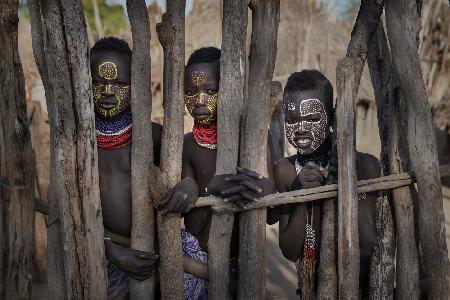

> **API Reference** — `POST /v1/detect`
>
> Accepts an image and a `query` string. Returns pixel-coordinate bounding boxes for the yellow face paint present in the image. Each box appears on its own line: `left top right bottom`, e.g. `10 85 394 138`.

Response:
98 61 118 80
184 92 218 125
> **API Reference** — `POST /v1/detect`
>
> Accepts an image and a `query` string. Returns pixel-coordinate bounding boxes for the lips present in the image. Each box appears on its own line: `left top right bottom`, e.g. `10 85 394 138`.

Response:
192 107 211 120
294 137 312 148
97 97 118 110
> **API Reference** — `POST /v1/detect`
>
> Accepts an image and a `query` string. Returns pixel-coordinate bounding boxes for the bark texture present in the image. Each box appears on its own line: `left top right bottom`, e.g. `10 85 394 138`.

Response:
238 1 279 299
126 0 156 298
368 22 419 300
0 2 35 299
336 58 359 299
269 81 284 163
155 1 186 298
207 1 248 298
317 199 337 300
29 1 107 298
386 0 450 297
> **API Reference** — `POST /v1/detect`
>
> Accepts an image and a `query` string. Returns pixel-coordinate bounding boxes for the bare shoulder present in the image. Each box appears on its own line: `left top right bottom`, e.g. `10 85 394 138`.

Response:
356 152 381 180
274 155 296 192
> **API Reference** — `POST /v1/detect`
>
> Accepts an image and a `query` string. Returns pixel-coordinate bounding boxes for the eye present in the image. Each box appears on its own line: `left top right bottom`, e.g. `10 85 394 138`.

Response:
207 89 218 94
185 90 197 96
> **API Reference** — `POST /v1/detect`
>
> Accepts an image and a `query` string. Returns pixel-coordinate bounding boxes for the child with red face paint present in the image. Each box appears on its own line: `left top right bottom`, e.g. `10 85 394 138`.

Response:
157 47 276 298
274 70 379 298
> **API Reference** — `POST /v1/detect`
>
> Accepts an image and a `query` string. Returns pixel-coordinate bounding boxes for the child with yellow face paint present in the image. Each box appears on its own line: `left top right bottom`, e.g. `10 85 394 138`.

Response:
90 37 163 298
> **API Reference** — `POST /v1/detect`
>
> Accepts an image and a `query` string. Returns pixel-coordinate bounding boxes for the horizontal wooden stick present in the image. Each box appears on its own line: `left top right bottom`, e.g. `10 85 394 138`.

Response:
195 163 450 213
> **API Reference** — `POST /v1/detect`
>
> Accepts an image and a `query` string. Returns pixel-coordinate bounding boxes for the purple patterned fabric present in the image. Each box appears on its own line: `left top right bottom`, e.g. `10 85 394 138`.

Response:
182 229 209 300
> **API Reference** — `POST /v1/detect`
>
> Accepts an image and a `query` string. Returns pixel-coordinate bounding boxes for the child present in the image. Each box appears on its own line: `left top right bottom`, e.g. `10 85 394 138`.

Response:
90 37 162 299
274 70 379 298
157 47 275 297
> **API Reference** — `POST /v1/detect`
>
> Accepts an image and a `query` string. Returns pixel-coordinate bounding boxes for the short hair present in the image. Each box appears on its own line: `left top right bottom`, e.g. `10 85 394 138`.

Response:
90 37 132 59
187 47 221 66
284 70 333 112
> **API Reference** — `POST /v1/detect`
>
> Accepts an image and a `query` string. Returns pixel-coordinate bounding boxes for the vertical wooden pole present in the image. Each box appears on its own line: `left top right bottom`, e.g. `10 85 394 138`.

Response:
30 0 107 298
126 1 155 299
207 1 248 299
386 0 450 298
269 81 284 162
28 2 67 298
155 1 186 298
0 98 6 300
336 58 359 299
0 2 35 298
336 1 384 297
317 200 337 299
368 22 419 299
238 1 279 299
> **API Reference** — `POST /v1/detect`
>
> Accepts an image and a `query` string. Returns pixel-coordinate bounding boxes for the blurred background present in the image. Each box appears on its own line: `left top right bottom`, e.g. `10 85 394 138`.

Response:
16 0 449 298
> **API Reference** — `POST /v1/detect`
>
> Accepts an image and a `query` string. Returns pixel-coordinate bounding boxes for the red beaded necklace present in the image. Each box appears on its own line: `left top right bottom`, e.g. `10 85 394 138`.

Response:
192 123 217 149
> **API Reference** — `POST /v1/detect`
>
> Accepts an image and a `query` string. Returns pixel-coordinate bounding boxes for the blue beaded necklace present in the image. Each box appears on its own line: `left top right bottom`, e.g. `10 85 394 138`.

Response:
95 107 132 136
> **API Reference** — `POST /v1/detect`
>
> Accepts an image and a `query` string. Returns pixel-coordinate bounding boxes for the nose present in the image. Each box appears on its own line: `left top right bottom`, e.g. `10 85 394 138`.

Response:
293 122 310 137
195 92 209 106
102 84 114 96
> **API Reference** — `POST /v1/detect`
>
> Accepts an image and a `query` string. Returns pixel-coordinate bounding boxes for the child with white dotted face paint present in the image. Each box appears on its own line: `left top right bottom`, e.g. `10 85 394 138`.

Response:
274 70 380 298
284 89 331 156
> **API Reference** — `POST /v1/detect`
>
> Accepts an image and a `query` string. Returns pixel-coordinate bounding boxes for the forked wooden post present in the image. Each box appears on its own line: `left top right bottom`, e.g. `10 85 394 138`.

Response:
126 0 156 298
0 2 35 298
155 1 186 298
386 0 450 297
368 22 418 299
28 0 107 298
336 58 359 299
238 0 279 298
207 1 248 298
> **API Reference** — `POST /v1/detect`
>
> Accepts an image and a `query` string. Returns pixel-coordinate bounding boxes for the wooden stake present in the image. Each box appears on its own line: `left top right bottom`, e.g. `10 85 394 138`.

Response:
368 22 418 299
126 0 156 298
386 0 450 297
30 0 107 298
0 2 35 298
155 1 186 298
207 1 248 298
336 58 359 299
238 1 279 299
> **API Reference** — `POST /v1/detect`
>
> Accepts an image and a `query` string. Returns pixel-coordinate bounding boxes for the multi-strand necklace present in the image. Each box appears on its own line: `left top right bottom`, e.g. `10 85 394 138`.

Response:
96 108 132 150
192 123 217 150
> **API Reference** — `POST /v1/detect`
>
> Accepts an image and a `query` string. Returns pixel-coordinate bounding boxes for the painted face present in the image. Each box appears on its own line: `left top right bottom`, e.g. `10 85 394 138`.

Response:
284 93 329 155
91 52 131 118
184 63 220 125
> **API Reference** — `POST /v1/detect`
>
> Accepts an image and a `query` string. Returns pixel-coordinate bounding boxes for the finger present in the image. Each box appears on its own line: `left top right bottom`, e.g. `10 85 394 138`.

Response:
158 187 175 208
241 191 258 202
303 161 321 171
240 180 262 194
138 254 159 261
183 202 195 214
303 174 324 183
236 167 263 180
224 194 243 203
225 174 250 182
221 186 246 196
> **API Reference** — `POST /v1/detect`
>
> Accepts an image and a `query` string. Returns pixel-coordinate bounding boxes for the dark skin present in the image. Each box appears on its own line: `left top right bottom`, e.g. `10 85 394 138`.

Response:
158 62 276 259
91 50 162 280
274 88 379 293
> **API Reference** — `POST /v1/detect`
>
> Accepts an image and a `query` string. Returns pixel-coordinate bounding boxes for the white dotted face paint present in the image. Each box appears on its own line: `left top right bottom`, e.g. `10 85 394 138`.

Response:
284 98 328 154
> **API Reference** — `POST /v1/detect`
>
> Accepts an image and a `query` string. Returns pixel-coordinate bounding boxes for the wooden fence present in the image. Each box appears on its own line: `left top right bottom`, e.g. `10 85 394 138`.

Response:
0 0 450 299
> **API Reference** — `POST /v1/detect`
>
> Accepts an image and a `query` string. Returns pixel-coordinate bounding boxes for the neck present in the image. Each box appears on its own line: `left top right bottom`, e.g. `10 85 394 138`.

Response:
192 122 217 149
96 108 132 150
297 135 332 168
